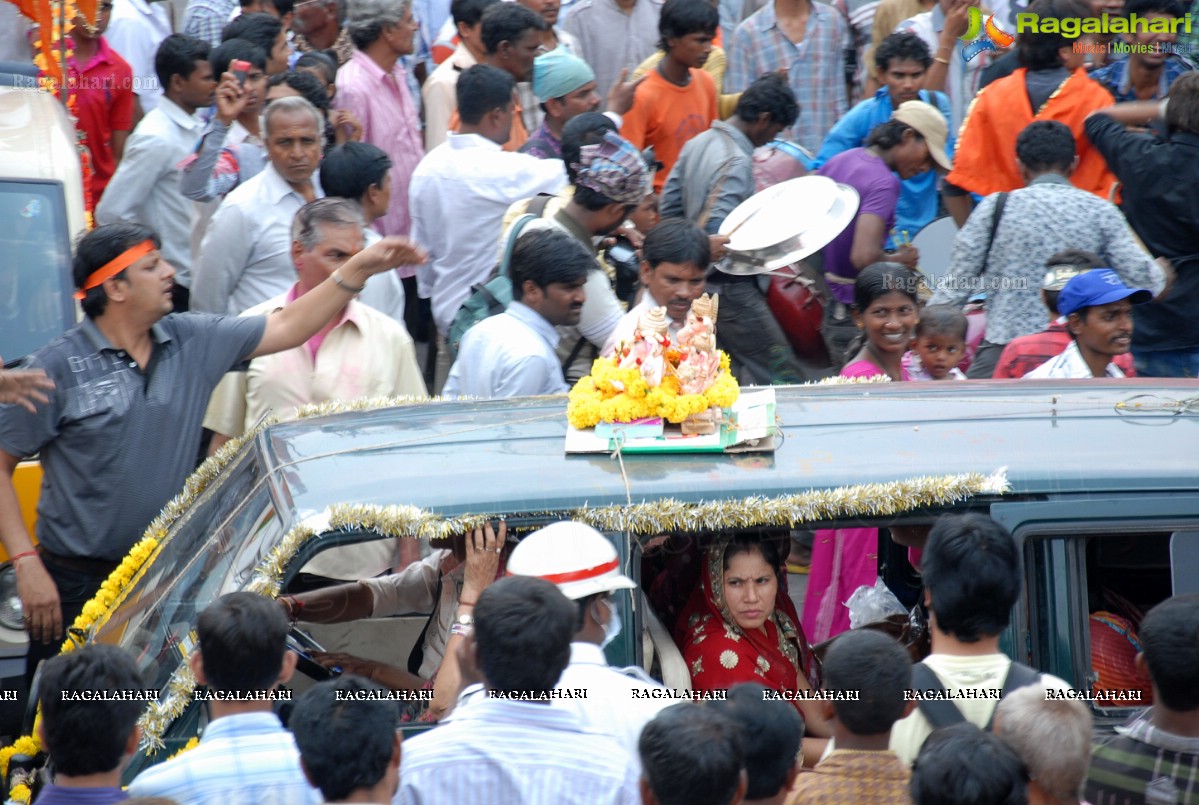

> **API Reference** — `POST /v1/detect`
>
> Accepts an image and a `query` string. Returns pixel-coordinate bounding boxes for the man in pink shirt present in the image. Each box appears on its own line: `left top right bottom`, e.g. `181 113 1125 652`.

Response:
337 0 423 248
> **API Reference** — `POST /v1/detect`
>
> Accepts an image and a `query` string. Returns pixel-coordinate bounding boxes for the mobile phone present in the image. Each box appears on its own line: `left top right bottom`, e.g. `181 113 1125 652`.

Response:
230 59 251 87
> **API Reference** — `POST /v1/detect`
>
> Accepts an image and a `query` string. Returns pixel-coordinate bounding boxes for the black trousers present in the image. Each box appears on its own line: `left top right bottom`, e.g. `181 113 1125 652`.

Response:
25 556 115 686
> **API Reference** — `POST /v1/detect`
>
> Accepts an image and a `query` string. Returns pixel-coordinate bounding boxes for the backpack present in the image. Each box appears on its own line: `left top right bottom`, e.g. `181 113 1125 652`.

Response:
910 659 1042 731
447 194 554 360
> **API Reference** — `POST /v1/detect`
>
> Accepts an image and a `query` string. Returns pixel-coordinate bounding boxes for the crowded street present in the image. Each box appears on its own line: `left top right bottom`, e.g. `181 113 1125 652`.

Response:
0 0 1198 800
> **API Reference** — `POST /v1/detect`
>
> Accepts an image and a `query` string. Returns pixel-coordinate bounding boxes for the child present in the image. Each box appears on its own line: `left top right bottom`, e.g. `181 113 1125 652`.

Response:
788 631 916 801
803 263 921 643
904 304 968 380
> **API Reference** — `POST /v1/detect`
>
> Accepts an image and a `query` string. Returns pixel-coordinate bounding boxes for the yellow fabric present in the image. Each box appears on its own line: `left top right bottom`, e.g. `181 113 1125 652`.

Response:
634 48 740 120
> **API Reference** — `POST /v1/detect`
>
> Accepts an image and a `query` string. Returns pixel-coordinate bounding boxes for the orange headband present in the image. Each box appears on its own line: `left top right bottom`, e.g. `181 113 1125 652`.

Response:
73 240 155 300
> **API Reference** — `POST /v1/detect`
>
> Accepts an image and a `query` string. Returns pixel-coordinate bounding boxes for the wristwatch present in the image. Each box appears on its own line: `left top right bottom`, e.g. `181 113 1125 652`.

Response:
450 612 475 638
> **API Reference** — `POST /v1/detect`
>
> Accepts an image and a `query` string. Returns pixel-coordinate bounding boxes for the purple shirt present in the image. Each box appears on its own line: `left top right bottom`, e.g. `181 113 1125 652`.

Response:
31 785 128 804
335 50 423 276
816 148 900 303
520 121 562 160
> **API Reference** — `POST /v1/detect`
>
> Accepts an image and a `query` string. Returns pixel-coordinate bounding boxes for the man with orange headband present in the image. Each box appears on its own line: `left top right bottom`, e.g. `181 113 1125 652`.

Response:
0 222 425 681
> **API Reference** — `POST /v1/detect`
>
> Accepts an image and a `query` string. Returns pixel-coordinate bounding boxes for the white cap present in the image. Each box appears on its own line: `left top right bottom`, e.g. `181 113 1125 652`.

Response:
506 522 637 600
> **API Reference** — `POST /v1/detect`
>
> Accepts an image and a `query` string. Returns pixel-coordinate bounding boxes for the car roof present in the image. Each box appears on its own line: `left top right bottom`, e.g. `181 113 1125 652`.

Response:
257 379 1199 523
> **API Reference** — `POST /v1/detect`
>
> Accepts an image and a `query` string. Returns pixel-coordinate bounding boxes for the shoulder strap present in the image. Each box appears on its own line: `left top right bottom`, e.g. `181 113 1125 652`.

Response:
983 661 1042 730
499 213 539 279
982 192 1009 272
910 662 967 730
528 192 554 218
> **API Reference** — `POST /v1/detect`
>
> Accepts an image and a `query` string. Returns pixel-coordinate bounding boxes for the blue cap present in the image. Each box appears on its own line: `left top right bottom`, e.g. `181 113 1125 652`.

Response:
1057 269 1151 316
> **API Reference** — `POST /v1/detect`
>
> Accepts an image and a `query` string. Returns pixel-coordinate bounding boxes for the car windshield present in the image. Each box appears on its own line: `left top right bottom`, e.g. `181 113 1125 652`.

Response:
0 180 73 364
90 448 284 693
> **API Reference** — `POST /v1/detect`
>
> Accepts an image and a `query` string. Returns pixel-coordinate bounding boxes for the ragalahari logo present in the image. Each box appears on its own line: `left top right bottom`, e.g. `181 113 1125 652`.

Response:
959 7 1016 61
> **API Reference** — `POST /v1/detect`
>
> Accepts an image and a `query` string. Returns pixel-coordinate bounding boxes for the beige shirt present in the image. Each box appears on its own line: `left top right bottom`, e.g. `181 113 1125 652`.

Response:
889 653 1072 766
203 291 426 438
360 549 462 680
422 43 476 152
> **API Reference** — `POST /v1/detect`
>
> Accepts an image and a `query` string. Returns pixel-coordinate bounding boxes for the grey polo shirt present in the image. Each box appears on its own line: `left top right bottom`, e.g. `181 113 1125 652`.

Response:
0 313 265 561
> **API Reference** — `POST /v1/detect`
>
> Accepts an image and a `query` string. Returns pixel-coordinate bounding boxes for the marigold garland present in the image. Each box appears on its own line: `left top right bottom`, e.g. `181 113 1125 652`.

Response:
567 353 740 428
1 391 1009 801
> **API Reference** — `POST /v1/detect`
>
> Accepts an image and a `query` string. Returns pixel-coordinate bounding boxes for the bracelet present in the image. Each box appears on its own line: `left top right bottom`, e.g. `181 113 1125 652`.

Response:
9 550 37 565
283 595 304 623
331 270 365 293
450 623 474 638
934 55 950 65
459 598 477 608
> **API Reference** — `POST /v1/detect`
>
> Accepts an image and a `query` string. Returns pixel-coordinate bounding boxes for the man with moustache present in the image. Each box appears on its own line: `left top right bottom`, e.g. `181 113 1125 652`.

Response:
193 96 327 315
603 218 710 355
1025 270 1152 378
443 228 592 398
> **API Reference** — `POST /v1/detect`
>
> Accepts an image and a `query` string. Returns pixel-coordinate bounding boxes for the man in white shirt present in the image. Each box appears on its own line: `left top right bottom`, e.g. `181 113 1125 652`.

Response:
410 63 567 387
890 514 1072 766
1026 269 1152 379
506 521 674 772
106 0 173 113
443 227 591 398
96 34 215 310
193 96 326 315
204 198 425 455
603 217 709 357
397 576 640 804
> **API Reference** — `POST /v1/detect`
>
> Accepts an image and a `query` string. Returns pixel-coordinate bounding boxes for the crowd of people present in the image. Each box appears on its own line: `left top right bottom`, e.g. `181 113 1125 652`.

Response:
1 0 1199 799
19 517 1199 805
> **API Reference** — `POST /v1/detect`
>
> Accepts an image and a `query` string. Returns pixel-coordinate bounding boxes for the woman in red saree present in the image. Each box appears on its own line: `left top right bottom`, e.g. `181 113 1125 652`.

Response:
676 534 830 739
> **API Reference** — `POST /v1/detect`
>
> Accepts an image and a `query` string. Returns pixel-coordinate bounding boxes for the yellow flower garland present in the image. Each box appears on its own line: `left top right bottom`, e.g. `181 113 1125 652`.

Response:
567 353 740 428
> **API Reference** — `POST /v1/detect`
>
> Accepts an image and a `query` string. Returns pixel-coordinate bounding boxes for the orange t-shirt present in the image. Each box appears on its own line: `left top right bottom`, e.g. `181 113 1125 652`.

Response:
947 68 1117 199
620 68 718 193
447 99 528 152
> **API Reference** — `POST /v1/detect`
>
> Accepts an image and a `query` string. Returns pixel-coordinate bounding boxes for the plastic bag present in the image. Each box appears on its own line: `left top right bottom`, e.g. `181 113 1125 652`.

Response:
846 577 907 629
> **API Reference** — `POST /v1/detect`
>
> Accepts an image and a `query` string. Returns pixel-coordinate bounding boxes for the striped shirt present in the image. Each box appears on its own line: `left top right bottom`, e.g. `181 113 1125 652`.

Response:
396 697 641 804
1086 715 1199 805
128 712 321 805
1089 55 1194 102
725 0 849 153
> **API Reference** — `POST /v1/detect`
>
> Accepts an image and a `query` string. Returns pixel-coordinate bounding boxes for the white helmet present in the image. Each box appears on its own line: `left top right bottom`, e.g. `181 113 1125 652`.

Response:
506 521 637 600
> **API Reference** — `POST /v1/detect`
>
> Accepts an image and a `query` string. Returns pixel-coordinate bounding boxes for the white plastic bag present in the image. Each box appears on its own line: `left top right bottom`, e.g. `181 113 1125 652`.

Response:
846 578 906 629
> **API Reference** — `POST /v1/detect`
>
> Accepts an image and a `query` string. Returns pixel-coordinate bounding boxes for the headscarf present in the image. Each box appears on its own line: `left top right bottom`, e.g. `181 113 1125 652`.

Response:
533 49 596 102
676 537 818 703
570 130 650 205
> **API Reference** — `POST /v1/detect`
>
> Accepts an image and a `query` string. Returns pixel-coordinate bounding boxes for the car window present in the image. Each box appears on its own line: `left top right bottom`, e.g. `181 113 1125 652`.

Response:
91 452 282 693
1025 529 1191 715
0 180 73 363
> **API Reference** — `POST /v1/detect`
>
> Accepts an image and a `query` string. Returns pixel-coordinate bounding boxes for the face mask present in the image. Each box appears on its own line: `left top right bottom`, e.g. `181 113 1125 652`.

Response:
598 596 622 650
